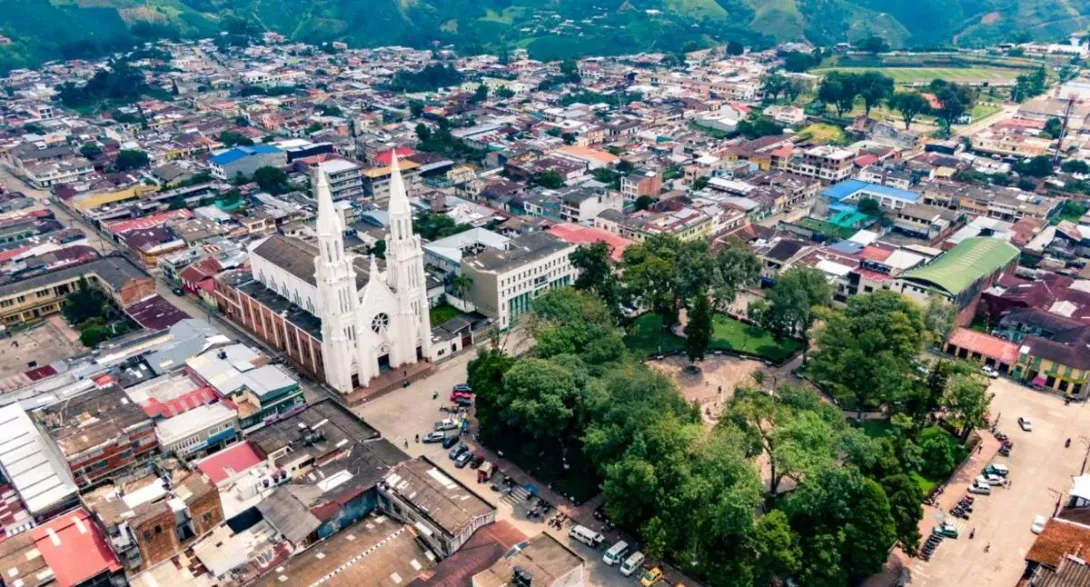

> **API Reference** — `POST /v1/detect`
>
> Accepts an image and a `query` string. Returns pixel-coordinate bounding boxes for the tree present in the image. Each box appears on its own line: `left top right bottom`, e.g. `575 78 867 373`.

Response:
80 325 111 347
857 196 882 216
888 92 929 130
219 130 253 147
499 359 579 440
1062 159 1090 174
856 71 894 117
450 273 473 299
570 241 625 323
923 294 957 345
414 211 471 240
253 166 290 194
860 35 890 53
415 122 432 142
881 474 923 555
932 82 976 133
561 132 577 145
409 100 425 118
370 240 386 259
1014 155 1055 178
536 170 564 189
709 240 761 313
1044 116 1064 139
808 291 926 410
634 195 656 211
495 86 516 99
684 294 712 364
79 142 102 160
726 41 745 56
471 83 489 104
751 510 802 584
528 288 625 365
763 72 789 102
941 372 992 439
818 72 857 118
623 241 681 332
748 266 831 362
113 149 149 171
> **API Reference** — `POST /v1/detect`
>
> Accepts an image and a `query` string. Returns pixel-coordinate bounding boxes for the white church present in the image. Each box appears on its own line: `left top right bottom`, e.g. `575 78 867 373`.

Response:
310 153 433 393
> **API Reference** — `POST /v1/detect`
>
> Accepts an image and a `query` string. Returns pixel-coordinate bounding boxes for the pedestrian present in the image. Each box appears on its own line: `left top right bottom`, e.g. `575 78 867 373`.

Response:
403 439 408 448
415 434 419 443
970 528 975 539
978 444 983 453
432 391 438 400
985 543 990 553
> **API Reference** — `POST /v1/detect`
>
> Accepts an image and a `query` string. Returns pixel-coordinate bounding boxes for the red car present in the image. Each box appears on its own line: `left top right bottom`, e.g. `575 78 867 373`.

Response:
450 391 473 401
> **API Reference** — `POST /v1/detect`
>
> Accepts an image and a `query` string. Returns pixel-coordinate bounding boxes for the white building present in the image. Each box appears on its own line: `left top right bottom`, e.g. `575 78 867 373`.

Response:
315 153 433 393
461 232 578 329
155 403 239 460
319 159 364 201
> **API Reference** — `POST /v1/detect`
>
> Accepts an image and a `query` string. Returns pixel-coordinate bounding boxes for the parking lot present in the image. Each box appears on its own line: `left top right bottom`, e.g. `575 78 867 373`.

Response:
899 377 1087 586
354 351 660 587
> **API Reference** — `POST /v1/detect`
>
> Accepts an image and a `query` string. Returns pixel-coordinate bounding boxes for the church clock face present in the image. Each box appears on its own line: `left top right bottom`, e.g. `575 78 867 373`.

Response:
371 312 390 334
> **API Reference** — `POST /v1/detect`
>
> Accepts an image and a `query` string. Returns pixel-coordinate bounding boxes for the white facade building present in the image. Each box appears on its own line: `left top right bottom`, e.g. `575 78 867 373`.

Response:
315 153 432 393
155 403 239 460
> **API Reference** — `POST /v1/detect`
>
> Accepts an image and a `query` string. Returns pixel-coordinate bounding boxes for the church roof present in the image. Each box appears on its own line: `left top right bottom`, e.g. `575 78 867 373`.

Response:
252 235 381 290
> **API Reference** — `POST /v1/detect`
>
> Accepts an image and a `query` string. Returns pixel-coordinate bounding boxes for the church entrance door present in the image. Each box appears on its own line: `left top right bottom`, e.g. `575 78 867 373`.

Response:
378 353 391 373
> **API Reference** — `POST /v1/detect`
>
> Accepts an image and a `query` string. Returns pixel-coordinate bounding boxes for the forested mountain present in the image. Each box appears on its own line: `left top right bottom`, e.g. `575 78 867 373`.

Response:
0 0 1087 71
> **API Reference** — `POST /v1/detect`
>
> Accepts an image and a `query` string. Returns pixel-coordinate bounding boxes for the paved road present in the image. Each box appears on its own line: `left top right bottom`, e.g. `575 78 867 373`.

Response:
884 378 1088 587
0 165 118 254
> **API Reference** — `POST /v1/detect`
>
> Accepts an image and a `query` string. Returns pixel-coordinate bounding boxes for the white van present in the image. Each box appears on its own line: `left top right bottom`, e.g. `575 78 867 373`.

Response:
603 540 629 565
569 525 605 548
620 551 645 577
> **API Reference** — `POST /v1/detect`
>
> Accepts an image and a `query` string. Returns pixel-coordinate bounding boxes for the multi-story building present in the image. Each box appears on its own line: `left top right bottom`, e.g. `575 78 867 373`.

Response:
185 344 305 432
209 145 286 180
156 402 240 460
0 508 125 587
0 255 155 326
21 157 95 188
461 232 578 329
362 159 421 202
787 145 854 183
318 159 364 201
83 468 224 573
34 384 158 489
620 169 663 202
599 207 715 242
378 456 496 558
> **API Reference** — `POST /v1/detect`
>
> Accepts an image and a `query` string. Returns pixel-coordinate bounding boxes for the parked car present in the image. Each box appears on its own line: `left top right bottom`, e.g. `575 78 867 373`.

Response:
469 454 485 468
984 464 1009 477
933 523 959 538
450 390 473 401
453 397 473 408
968 482 992 495
640 567 664 587
454 451 473 468
422 431 446 444
977 473 1005 486
980 365 999 378
434 418 459 432
449 443 468 460
1032 515 1047 534
453 384 473 393
1018 417 1033 432
171 287 185 296
442 435 459 449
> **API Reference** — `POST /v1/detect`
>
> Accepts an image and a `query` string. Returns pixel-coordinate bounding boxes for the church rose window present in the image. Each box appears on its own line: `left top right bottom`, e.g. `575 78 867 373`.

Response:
371 312 390 333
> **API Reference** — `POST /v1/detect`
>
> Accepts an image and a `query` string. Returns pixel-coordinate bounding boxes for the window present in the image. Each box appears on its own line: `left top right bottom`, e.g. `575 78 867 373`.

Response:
143 530 152 541
154 525 162 535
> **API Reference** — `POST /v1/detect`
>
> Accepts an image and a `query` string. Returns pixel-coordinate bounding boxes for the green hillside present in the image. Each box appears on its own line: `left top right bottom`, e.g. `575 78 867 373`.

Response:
0 0 1088 71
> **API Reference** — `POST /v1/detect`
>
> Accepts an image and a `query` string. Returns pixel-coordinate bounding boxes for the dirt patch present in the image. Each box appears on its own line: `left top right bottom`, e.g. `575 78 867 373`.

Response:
649 354 764 425
981 11 1001 24
0 319 84 391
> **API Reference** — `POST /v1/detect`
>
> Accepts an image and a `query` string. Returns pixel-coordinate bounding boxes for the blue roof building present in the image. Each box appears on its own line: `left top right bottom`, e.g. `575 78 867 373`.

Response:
209 145 285 180
820 179 921 212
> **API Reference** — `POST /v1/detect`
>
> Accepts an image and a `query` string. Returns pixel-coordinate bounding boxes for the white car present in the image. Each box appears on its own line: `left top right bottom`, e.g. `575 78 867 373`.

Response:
978 473 1005 486
434 418 459 432
1032 515 1047 534
968 483 992 495
981 366 999 378
1018 417 1033 432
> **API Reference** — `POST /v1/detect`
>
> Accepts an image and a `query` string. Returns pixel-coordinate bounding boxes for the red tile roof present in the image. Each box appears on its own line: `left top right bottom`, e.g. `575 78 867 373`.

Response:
374 147 416 166
105 209 193 235
547 223 634 262
947 328 1021 365
141 386 219 419
1027 518 1090 568
196 441 264 484
31 508 122 587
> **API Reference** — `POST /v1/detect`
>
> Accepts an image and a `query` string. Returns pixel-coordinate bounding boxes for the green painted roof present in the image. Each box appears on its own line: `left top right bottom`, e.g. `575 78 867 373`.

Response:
901 237 1019 296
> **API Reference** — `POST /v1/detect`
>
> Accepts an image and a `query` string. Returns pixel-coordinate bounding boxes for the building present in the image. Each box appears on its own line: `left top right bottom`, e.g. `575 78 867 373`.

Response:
895 237 1020 321
0 404 80 525
33 384 158 489
423 228 511 276
620 169 663 202
819 179 922 215
471 533 586 587
787 146 854 183
0 508 124 587
0 255 154 326
83 468 224 573
185 344 305 432
209 145 285 180
998 308 1090 398
546 223 634 262
378 456 497 558
318 158 364 201
155 402 239 460
461 232 578 329
248 399 409 544
362 159 422 203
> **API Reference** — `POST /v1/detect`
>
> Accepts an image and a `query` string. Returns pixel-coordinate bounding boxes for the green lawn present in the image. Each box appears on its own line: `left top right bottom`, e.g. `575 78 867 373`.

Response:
814 67 1022 85
626 313 802 362
796 217 859 240
429 303 462 325
971 102 1003 121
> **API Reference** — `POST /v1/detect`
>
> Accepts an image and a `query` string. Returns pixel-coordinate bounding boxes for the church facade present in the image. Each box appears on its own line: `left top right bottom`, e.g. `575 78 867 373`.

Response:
314 153 433 393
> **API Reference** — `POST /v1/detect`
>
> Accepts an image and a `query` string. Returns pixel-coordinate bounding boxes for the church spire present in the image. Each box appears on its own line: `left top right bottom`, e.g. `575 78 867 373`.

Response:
315 165 342 236
387 150 413 244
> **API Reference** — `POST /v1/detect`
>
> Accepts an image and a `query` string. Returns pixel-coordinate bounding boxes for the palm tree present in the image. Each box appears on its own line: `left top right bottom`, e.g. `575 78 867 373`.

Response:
451 273 473 299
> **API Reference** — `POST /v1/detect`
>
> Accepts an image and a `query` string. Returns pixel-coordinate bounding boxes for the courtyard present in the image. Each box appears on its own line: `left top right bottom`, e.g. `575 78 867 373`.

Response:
0 317 84 391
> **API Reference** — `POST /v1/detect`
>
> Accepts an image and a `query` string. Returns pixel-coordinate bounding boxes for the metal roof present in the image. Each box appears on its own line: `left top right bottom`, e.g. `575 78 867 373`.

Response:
0 404 78 516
